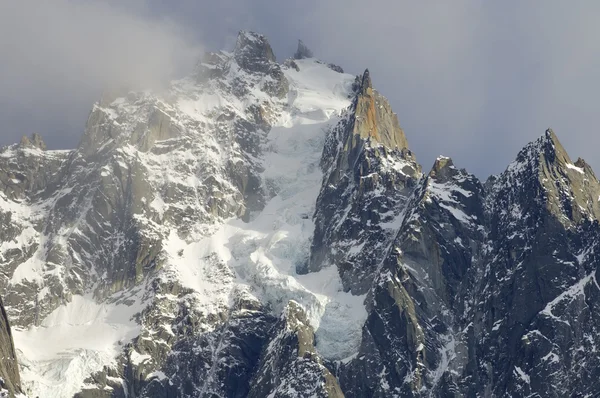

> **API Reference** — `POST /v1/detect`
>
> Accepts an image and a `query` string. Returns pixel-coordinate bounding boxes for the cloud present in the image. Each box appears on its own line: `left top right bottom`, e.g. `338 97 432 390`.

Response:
291 1 600 177
0 0 201 148
2 1 600 178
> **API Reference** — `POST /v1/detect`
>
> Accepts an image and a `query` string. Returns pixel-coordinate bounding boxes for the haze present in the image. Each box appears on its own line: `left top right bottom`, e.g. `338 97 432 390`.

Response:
1 0 598 178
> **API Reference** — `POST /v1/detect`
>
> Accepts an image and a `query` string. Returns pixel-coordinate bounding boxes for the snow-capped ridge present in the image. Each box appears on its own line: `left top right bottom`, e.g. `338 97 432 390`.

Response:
5 30 600 398
1 32 364 396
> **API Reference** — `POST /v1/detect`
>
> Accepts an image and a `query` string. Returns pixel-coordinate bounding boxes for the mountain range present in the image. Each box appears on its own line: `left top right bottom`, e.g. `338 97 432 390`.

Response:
0 31 599 397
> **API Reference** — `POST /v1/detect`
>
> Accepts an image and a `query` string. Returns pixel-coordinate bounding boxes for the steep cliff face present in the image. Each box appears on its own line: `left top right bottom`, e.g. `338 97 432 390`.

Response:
333 129 600 397
472 130 600 397
1 31 600 398
0 296 21 397
0 32 361 397
308 69 420 295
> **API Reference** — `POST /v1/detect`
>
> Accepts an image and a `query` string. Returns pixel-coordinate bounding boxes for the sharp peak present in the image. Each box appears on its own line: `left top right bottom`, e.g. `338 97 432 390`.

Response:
234 30 271 50
19 133 46 151
541 127 563 147
347 67 411 154
527 131 597 176
361 69 372 89
432 155 454 170
517 128 568 161
505 128 599 181
428 156 454 177
427 155 472 183
293 39 314 60
233 30 276 60
353 69 373 96
236 30 266 41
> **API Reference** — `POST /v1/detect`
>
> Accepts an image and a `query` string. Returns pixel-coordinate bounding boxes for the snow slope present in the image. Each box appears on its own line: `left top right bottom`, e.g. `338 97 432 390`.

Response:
160 58 367 360
12 58 367 395
14 291 145 397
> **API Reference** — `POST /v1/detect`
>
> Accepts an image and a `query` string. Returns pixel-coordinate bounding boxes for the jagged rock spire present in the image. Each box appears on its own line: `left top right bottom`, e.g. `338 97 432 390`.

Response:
351 69 409 151
359 68 372 94
234 31 277 71
429 156 455 181
497 128 600 227
19 133 46 150
0 296 22 396
293 40 314 60
232 31 289 98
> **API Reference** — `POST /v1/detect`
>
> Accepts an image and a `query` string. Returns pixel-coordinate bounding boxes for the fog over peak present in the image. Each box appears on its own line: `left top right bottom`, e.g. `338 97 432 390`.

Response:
0 0 201 149
1 1 599 178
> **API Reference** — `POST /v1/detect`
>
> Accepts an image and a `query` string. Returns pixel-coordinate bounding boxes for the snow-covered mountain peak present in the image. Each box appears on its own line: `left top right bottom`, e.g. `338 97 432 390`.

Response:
3 31 600 398
0 33 365 396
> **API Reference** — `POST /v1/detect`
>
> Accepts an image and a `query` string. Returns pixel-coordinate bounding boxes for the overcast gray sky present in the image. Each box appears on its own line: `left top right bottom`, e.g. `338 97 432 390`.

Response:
1 1 599 178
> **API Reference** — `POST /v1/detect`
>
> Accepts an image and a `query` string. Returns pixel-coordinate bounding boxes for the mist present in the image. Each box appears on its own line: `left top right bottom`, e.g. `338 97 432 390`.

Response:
2 1 600 178
0 0 201 149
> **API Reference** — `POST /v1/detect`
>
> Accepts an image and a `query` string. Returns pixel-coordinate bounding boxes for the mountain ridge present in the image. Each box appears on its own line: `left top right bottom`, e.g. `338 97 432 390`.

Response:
0 31 599 397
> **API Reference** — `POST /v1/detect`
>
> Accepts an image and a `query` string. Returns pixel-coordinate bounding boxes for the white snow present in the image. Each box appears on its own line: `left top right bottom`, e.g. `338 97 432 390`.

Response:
146 370 168 381
492 319 503 331
429 332 457 395
10 57 367 396
541 271 600 320
14 292 145 397
438 202 474 225
541 351 560 364
130 350 152 366
155 59 366 360
425 179 477 225
513 366 530 384
566 163 584 174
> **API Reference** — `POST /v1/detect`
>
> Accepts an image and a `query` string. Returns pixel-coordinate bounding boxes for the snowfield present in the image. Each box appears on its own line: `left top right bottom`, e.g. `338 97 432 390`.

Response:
10 58 368 396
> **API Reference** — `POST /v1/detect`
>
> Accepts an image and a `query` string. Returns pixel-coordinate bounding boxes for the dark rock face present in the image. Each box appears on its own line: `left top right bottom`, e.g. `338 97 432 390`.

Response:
233 31 289 99
0 296 21 397
136 306 276 398
467 130 600 397
234 31 277 70
327 64 344 73
308 69 420 294
293 40 314 60
248 301 344 398
332 129 600 397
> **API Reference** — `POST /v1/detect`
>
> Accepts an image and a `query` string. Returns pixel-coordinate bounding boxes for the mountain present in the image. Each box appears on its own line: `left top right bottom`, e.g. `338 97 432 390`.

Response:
0 32 599 397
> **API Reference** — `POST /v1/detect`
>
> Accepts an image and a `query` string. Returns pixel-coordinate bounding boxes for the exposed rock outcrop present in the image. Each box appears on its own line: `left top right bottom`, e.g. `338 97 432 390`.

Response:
0 296 21 397
249 301 344 398
293 40 314 60
2 31 600 398
308 69 420 294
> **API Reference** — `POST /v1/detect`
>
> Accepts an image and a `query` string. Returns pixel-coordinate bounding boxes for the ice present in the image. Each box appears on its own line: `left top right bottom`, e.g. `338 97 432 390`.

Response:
10 56 367 396
156 59 366 360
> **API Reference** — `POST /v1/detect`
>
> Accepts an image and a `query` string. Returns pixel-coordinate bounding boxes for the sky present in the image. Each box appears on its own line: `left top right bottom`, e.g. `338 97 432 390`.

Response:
1 1 599 178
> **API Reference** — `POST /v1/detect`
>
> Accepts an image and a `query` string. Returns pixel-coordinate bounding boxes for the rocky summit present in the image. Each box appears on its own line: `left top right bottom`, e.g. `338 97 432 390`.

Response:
0 31 599 398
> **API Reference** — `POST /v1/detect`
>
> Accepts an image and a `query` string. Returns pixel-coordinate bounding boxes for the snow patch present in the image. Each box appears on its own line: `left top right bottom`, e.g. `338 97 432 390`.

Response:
14 293 144 397
566 163 584 174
